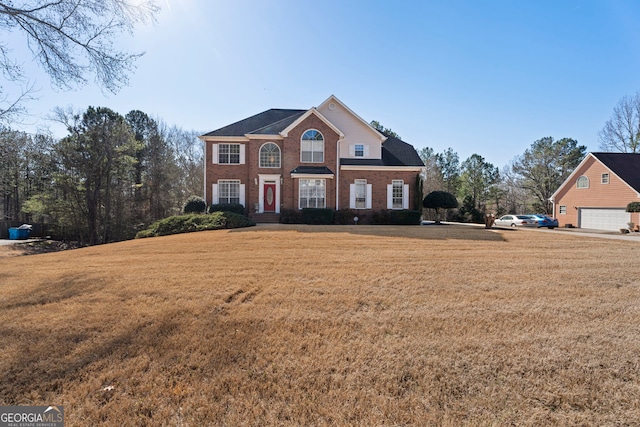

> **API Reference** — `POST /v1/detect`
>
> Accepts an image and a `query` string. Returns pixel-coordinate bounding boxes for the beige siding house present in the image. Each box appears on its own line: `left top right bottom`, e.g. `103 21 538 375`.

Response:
550 153 640 231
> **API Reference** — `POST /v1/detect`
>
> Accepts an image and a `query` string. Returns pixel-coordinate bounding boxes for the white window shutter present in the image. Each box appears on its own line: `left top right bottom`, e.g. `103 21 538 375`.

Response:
212 144 218 164
239 145 246 164
403 184 409 209
212 184 219 204
387 184 393 209
349 144 355 157
239 184 246 206
366 184 372 209
349 184 356 208
364 145 370 157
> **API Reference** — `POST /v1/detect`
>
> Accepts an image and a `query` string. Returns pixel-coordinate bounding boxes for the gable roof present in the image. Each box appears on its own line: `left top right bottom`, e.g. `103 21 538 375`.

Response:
551 152 640 201
341 133 425 167
591 153 640 193
202 109 305 137
317 95 386 142
280 108 344 138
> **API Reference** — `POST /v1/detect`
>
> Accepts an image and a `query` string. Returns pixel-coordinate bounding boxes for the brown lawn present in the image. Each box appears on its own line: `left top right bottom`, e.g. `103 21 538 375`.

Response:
1 225 639 426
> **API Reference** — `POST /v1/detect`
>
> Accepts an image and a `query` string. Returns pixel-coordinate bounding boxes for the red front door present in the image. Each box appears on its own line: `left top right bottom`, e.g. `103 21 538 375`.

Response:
264 183 276 212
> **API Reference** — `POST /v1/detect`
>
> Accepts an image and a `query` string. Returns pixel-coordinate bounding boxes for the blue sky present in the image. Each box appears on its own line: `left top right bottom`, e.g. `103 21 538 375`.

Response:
9 0 640 168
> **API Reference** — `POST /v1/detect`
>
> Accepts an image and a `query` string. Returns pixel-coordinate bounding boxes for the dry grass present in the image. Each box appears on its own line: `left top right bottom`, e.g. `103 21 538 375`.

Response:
1 224 639 426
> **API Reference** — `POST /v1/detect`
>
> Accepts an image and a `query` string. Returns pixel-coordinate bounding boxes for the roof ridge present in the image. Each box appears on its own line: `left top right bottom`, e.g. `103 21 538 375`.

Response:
248 109 306 134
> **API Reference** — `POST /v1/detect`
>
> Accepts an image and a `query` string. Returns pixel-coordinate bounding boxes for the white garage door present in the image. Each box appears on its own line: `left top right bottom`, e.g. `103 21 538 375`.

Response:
579 208 630 231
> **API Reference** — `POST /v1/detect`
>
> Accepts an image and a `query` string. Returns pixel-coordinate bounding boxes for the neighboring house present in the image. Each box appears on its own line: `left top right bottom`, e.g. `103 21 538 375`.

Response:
550 152 640 231
199 95 425 221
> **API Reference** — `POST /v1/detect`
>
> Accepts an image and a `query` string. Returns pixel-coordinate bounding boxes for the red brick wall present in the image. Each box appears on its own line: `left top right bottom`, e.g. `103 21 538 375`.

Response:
281 114 340 210
204 113 342 211
339 170 420 211
204 140 250 207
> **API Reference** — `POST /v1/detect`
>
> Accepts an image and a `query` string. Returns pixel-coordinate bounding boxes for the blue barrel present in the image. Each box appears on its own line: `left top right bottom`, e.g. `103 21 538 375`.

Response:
8 228 19 240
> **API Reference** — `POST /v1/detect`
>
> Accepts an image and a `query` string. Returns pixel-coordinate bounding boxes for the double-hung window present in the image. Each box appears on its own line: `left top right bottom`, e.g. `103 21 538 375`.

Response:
354 144 364 157
218 180 240 204
218 144 240 164
601 173 609 184
387 180 408 209
301 130 324 163
392 180 404 209
355 179 367 208
299 179 326 209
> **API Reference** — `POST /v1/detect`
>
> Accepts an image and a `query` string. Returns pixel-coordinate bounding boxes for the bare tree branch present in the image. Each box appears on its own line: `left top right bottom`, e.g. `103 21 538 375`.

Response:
0 0 159 122
599 92 640 153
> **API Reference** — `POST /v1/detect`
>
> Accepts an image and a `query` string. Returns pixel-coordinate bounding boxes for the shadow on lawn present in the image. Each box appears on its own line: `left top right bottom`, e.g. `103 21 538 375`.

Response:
233 223 506 242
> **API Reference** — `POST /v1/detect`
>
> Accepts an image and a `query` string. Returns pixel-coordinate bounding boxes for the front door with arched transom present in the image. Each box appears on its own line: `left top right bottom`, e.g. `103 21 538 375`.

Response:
264 182 276 212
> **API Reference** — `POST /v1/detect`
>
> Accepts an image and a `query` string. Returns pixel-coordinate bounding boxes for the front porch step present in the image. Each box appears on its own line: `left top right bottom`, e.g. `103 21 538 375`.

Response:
249 213 281 224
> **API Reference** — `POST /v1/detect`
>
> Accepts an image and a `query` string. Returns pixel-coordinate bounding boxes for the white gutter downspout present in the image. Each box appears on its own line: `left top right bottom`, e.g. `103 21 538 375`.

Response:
336 139 342 210
202 138 207 203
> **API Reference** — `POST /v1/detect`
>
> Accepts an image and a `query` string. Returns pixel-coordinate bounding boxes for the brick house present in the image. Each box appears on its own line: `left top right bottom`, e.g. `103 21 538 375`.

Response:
199 95 425 222
550 152 640 230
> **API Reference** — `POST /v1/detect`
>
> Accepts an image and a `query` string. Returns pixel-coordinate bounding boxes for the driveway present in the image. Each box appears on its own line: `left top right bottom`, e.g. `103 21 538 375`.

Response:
427 221 640 242
0 239 39 246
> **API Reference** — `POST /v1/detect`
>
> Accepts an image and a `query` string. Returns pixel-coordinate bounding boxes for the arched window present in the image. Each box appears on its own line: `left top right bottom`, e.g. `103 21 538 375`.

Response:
577 176 589 189
259 142 281 168
301 129 324 162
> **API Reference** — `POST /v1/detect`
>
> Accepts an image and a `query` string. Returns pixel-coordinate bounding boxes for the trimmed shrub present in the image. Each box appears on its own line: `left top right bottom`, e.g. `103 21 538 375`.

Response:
280 209 303 224
334 209 371 225
371 209 390 225
389 209 422 225
135 229 155 239
209 203 246 215
302 208 334 225
334 209 357 225
627 202 640 212
183 196 207 214
135 212 255 238
423 191 458 224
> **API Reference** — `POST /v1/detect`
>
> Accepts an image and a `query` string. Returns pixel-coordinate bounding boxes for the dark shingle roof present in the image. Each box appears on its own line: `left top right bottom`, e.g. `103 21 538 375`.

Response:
592 153 640 192
291 166 334 175
340 133 425 167
203 109 305 137
203 109 424 168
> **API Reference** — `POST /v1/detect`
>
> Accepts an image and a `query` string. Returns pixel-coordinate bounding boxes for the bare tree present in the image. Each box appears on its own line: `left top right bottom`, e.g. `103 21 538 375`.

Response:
599 91 640 153
0 0 159 121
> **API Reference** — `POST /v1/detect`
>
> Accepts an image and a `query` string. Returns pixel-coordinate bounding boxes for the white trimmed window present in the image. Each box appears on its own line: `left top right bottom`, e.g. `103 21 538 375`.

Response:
299 179 326 209
577 176 589 189
259 142 281 168
213 180 245 206
350 179 372 209
387 180 409 210
559 205 567 214
601 173 609 184
212 143 245 165
301 130 324 163
349 143 369 157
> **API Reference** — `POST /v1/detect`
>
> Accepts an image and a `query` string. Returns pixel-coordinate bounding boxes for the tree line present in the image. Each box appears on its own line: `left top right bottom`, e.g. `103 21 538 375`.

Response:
1 107 203 244
417 137 587 221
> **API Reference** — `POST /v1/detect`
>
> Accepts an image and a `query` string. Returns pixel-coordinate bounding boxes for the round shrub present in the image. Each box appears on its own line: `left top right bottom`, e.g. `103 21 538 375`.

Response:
183 196 207 214
627 202 640 212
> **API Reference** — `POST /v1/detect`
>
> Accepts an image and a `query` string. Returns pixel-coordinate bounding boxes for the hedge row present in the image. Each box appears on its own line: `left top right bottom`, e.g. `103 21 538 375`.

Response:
280 208 421 225
136 212 255 238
